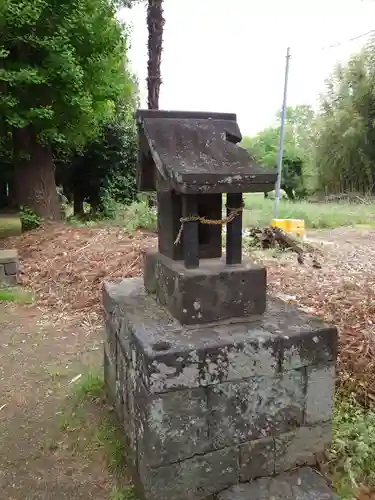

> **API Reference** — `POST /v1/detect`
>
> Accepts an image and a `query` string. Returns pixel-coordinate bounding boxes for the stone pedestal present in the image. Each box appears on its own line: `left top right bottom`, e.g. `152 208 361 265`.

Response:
0 249 18 287
144 250 267 325
103 278 337 500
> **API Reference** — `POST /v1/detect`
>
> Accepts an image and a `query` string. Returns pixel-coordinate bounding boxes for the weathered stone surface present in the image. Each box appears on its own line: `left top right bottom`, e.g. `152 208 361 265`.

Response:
239 435 275 481
208 370 305 447
103 279 336 394
103 278 337 500
4 261 17 275
262 301 337 370
274 423 332 473
138 446 239 500
305 365 336 425
136 109 277 195
103 314 117 366
136 384 210 467
115 343 127 425
126 362 138 466
0 249 19 286
218 467 338 500
199 326 280 386
0 268 17 286
0 249 17 264
103 346 116 403
144 250 267 325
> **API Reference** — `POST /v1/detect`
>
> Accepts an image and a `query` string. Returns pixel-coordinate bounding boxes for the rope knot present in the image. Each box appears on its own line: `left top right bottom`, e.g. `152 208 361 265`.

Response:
174 200 244 245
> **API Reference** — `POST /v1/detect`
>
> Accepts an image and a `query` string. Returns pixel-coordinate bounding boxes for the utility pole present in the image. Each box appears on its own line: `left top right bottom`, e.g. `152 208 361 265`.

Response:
274 47 291 218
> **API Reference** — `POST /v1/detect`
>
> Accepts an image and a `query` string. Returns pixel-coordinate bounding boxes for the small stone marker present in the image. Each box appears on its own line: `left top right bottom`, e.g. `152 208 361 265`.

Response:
103 110 338 500
0 249 19 286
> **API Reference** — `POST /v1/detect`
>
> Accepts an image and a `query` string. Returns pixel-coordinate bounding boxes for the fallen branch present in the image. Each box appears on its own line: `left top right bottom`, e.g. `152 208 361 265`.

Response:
247 226 322 268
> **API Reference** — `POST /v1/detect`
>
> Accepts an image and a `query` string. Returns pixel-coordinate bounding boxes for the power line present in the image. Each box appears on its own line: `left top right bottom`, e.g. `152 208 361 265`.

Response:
319 28 375 52
292 28 375 61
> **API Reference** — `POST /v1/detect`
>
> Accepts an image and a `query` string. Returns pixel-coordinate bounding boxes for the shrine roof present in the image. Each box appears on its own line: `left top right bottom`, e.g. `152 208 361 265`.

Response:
136 109 277 194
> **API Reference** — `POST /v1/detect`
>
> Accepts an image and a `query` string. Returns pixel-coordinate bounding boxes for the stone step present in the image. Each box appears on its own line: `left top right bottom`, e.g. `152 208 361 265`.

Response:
218 468 338 500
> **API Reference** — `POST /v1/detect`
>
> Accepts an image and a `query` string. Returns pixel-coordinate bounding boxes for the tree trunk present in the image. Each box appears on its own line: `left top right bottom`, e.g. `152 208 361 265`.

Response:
73 194 85 217
0 178 7 209
12 127 61 220
7 178 17 209
147 0 164 110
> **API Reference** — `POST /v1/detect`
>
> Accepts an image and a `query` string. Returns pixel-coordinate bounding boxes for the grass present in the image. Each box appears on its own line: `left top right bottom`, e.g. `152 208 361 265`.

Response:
110 486 137 500
61 372 375 500
91 416 128 474
243 194 375 229
67 200 157 233
72 372 106 402
0 286 33 304
0 214 21 237
59 371 129 476
330 393 375 498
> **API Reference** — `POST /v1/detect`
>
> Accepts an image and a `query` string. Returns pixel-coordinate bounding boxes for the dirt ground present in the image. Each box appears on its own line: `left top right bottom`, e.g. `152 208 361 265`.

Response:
0 303 111 499
1 224 375 499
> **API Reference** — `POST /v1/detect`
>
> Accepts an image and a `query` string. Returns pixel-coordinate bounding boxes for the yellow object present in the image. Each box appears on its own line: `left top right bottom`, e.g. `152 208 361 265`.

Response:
271 218 305 239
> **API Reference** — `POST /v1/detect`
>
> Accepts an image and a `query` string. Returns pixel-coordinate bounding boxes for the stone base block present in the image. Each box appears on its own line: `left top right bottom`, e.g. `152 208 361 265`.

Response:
218 467 338 500
144 250 266 324
0 249 19 287
102 278 338 500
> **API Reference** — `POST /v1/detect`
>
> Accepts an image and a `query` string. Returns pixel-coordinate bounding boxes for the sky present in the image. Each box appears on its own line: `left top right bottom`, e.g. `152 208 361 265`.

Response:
120 0 375 136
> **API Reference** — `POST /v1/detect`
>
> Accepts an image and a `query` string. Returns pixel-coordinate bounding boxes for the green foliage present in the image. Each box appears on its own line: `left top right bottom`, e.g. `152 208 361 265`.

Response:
72 373 105 402
314 48 375 194
111 486 137 500
0 0 132 151
241 105 316 199
91 417 128 474
20 205 43 231
56 112 138 218
331 394 375 498
0 287 33 304
243 194 375 229
122 201 157 232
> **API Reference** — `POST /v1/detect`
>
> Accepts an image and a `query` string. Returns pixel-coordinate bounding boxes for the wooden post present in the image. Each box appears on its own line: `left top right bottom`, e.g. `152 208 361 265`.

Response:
182 194 199 269
226 193 243 265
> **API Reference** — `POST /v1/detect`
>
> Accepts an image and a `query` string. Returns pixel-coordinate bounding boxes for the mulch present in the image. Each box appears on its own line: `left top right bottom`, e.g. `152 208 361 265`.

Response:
4 223 375 402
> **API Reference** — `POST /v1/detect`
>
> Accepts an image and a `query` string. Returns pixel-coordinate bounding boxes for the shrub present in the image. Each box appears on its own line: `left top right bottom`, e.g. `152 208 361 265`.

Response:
122 201 157 232
20 206 43 231
331 394 375 498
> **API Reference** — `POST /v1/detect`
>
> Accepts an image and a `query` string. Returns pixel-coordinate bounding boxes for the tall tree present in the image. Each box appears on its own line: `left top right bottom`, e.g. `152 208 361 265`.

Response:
0 0 131 219
147 0 164 109
314 50 375 194
241 105 316 198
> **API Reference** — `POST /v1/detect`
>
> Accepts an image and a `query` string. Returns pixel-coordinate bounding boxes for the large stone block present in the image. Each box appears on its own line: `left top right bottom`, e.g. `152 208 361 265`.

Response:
0 249 18 286
4 260 18 275
262 301 337 370
104 345 116 403
144 250 266 325
104 280 284 394
218 467 338 500
274 423 332 473
115 342 128 426
102 278 338 500
208 370 305 448
126 362 138 466
136 384 210 467
304 365 336 425
239 435 275 481
138 446 239 500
